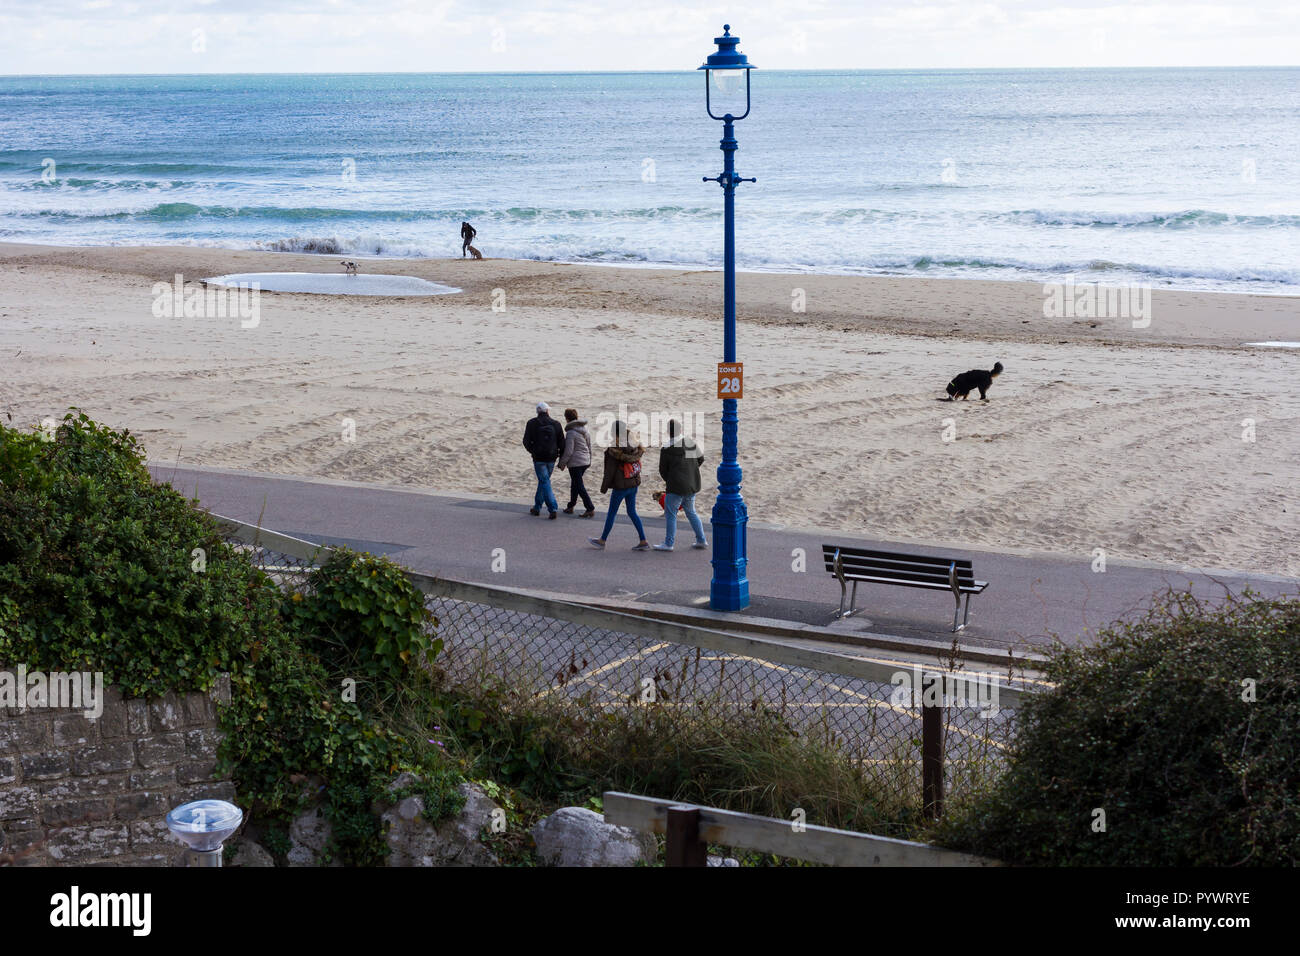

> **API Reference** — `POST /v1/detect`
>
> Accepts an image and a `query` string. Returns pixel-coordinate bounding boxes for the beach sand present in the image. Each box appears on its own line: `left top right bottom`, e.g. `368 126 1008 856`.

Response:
2 241 1298 577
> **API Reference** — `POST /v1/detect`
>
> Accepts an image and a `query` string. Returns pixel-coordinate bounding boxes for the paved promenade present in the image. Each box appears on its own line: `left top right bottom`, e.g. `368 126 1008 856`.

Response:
151 464 1297 653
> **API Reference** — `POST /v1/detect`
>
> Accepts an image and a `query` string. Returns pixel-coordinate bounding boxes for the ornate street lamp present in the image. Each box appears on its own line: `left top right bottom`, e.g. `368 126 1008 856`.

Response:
699 25 756 612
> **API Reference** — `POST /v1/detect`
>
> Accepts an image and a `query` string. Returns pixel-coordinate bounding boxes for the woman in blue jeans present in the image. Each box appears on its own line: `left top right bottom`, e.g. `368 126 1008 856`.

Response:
589 421 650 551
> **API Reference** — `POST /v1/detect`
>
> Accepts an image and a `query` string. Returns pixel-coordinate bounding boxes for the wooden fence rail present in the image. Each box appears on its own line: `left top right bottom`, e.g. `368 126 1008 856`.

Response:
602 792 1000 867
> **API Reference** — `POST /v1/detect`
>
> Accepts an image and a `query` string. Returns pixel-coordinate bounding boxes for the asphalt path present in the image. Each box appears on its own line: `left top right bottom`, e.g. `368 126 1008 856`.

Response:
151 464 1298 653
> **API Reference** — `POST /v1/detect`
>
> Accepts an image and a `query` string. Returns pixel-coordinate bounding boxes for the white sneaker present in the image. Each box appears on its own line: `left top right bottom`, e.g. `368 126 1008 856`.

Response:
692 541 709 549
653 544 674 552
588 537 605 549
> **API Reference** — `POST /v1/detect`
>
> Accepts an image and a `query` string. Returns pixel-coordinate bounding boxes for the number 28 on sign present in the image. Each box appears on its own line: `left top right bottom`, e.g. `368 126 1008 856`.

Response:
717 362 743 400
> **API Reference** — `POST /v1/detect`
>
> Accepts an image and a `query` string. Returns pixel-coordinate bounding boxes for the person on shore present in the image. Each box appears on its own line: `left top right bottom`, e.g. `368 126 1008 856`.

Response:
654 419 708 552
557 408 595 517
460 221 477 257
522 401 564 519
590 421 650 550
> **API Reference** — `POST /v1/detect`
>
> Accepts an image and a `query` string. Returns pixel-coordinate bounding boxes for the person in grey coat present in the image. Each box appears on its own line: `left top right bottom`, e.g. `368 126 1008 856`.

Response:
654 419 708 551
557 408 595 517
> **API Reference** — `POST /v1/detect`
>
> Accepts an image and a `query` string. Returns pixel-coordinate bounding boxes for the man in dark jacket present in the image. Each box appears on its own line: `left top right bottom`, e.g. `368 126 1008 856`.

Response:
523 402 565 518
654 419 708 551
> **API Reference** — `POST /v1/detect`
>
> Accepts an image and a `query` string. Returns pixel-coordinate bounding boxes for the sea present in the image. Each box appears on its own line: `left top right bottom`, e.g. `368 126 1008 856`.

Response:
1 68 1298 293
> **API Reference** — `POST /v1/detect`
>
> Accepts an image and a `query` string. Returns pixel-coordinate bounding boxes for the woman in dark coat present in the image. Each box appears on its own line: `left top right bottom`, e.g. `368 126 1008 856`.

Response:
589 421 650 551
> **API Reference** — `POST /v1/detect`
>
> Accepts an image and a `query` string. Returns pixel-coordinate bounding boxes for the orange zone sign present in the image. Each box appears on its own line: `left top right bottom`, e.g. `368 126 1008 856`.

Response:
717 362 743 399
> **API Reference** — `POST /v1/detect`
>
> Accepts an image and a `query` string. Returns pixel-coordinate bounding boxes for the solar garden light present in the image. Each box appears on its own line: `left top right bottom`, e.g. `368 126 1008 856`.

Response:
699 25 756 612
166 799 243 867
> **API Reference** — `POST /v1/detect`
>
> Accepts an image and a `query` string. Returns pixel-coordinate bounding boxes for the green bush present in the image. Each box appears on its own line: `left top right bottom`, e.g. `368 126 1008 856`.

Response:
935 590 1300 865
0 412 274 695
0 412 461 865
286 546 442 691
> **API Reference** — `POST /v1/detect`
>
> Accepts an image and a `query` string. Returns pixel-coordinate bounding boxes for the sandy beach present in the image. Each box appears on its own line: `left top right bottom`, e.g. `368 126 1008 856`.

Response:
2 241 1297 577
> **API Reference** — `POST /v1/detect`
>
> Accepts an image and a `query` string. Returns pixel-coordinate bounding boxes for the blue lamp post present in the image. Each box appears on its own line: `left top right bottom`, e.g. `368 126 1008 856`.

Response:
700 25 755 612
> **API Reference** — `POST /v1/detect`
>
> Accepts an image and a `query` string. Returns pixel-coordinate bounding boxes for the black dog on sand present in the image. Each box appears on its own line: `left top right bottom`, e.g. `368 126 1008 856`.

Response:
946 362 1004 401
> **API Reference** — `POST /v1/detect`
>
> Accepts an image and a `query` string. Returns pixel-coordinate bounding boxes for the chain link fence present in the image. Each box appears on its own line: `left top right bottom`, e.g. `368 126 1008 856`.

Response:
221 520 1026 821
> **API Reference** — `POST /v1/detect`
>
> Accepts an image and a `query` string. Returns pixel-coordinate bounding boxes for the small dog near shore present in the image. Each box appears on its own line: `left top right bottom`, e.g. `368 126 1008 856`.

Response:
341 261 358 276
945 362 1004 401
466 245 483 260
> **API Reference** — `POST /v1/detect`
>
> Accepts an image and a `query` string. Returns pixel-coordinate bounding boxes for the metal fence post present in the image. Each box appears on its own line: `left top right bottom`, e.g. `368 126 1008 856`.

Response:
921 672 945 820
666 805 708 867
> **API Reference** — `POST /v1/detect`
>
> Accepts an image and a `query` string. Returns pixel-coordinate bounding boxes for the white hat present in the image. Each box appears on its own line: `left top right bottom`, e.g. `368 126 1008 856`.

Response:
536 401 549 413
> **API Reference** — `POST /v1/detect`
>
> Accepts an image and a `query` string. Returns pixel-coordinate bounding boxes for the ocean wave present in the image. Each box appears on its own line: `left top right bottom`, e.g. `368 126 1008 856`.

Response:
816 207 1300 229
6 225 1296 290
255 235 444 257
6 196 1300 239
0 159 264 176
1002 208 1300 229
844 253 1300 285
5 177 206 191
0 202 719 224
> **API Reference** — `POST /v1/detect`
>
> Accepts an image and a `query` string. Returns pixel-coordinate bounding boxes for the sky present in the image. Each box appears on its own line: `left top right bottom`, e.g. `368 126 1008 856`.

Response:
1 0 1297 74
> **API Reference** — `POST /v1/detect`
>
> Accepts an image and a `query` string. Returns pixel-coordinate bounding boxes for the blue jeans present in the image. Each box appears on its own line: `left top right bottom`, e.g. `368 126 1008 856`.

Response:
601 487 646 541
533 461 558 513
663 493 706 548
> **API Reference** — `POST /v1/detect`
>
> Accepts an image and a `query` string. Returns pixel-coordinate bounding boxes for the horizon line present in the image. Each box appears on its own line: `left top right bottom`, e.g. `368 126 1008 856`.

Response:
3 64 1298 80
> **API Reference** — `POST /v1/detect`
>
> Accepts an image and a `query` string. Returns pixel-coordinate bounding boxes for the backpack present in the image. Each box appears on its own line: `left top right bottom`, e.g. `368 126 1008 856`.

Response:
534 418 561 459
622 459 641 480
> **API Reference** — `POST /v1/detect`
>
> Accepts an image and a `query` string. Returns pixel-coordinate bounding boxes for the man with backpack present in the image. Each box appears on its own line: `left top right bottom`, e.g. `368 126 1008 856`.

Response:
523 401 565 519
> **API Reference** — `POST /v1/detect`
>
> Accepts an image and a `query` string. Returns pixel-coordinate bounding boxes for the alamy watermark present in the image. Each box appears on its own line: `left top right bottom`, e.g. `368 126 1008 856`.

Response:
592 402 708 451
50 886 150 936
889 665 1000 718
151 274 260 328
0 666 104 719
1042 275 1152 328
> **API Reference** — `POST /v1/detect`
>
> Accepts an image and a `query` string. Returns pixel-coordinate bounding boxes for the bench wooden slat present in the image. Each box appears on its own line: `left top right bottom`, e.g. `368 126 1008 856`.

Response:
833 568 981 589
822 555 978 586
842 574 987 594
825 558 979 583
822 545 972 571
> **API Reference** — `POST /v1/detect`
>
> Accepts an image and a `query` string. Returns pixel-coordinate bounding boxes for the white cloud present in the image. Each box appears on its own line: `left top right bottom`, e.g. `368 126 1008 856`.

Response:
0 0 1296 73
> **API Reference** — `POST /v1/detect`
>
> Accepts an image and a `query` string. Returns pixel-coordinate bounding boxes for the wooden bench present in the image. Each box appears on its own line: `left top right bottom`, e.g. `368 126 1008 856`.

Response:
822 544 989 632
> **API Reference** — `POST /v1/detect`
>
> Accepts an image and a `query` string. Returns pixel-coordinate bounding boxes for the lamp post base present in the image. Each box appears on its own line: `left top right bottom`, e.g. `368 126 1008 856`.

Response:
709 494 749 612
709 577 750 613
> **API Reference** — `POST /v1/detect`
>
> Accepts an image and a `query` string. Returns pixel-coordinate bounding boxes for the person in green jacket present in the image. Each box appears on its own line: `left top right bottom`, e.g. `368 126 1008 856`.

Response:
653 419 708 552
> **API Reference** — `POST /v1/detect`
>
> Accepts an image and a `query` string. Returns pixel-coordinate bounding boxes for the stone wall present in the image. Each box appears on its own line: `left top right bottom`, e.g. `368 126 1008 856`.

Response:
0 672 234 866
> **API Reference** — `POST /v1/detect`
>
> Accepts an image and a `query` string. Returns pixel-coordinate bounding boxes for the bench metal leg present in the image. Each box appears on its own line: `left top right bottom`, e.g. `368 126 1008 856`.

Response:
948 561 963 632
952 593 971 632
836 580 860 620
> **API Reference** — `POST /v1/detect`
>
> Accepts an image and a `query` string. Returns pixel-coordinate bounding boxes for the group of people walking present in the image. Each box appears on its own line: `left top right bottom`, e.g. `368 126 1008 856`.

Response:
522 402 708 552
